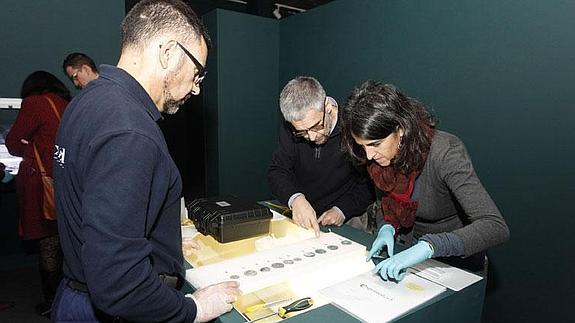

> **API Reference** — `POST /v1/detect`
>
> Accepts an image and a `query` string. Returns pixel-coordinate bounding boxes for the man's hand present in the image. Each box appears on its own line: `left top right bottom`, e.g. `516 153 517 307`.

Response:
291 195 320 236
182 237 200 258
189 281 241 322
317 207 345 226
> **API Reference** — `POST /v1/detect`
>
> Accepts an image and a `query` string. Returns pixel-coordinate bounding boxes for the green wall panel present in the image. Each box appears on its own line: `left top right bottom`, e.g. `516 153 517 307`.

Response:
203 11 220 198
0 0 124 98
204 10 279 200
279 1 574 322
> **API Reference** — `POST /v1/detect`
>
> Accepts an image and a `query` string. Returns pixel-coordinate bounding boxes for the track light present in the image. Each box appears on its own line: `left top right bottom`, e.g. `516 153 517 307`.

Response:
273 3 306 20
273 5 282 19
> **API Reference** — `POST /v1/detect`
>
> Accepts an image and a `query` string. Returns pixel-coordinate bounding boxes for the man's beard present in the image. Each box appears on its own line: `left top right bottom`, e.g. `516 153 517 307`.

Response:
162 76 190 115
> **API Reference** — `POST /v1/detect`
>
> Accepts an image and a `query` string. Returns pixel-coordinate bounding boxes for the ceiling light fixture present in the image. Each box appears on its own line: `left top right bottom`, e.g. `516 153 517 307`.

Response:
273 3 306 19
273 5 282 19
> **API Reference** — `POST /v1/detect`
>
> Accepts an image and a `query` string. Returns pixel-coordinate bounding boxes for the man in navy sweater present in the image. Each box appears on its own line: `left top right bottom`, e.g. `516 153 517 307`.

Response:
52 1 240 321
268 77 374 236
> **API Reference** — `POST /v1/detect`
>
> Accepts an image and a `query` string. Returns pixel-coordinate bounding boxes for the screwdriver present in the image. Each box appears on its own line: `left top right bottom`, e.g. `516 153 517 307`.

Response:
278 297 313 318
247 297 314 322
244 297 292 313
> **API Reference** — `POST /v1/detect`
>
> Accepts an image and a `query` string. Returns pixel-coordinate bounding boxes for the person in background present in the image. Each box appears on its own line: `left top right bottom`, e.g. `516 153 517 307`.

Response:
62 52 99 89
5 71 70 317
267 76 374 236
52 1 240 322
341 81 509 281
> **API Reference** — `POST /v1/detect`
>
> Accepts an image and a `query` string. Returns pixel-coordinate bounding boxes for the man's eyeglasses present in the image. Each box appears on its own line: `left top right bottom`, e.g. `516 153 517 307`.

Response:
176 41 207 85
291 101 326 138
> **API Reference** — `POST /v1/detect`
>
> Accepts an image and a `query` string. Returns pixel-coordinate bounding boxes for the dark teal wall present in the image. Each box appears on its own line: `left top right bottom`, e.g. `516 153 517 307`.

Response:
202 11 220 198
280 1 574 322
0 0 124 97
203 10 279 200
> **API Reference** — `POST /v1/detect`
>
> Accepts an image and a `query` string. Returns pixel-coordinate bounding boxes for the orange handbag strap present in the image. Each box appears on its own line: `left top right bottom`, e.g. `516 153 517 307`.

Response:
33 144 47 176
45 96 61 121
32 95 60 176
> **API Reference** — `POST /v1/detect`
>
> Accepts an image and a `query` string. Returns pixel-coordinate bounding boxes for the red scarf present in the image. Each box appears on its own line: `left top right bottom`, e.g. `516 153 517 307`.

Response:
367 128 434 230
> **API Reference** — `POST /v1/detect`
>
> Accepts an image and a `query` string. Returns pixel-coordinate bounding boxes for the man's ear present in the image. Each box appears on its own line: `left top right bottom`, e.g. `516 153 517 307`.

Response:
82 65 94 76
326 97 334 114
158 40 178 69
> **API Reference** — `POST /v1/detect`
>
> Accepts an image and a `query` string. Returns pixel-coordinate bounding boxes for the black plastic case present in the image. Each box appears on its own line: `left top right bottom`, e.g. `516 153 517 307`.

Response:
186 195 272 243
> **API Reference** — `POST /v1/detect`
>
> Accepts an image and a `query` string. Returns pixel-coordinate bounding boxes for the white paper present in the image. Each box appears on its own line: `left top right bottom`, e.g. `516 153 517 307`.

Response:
0 144 22 174
410 259 483 291
320 271 446 323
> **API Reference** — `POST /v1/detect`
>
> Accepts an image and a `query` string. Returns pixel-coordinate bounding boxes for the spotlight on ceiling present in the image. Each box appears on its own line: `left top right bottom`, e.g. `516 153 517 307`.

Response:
273 3 306 20
273 5 282 19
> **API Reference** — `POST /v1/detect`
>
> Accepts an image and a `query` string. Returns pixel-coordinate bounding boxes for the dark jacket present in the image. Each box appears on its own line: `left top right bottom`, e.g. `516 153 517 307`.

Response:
267 117 374 219
54 65 196 322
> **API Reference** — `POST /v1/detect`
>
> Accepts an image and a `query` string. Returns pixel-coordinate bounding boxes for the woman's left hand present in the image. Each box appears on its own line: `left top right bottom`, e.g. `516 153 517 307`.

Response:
374 240 433 281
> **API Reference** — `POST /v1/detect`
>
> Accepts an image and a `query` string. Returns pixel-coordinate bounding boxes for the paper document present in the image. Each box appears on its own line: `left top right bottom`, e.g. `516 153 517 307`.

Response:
410 259 483 291
320 271 446 323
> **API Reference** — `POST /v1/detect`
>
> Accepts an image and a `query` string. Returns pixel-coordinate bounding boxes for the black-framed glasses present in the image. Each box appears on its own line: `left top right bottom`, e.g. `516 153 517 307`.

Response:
291 100 327 138
176 41 207 85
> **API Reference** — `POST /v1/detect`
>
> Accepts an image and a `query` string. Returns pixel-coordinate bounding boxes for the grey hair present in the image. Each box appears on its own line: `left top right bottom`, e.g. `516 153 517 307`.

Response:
279 76 326 121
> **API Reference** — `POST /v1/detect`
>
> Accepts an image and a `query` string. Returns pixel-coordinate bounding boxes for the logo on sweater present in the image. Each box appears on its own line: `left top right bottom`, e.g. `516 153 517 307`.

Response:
54 145 65 168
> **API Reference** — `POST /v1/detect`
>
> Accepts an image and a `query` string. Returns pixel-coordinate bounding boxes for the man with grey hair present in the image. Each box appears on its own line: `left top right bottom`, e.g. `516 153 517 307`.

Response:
52 1 240 321
268 76 374 236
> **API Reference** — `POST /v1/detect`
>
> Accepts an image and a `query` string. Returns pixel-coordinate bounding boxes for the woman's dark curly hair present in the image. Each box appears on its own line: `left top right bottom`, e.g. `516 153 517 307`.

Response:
20 70 71 101
341 81 437 174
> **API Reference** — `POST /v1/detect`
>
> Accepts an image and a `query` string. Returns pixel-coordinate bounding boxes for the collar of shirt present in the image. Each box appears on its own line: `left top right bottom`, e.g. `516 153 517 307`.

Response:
98 64 162 122
326 96 339 137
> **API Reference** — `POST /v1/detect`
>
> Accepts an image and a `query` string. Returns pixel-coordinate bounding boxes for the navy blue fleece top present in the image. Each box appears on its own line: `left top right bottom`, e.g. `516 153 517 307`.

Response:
54 65 197 321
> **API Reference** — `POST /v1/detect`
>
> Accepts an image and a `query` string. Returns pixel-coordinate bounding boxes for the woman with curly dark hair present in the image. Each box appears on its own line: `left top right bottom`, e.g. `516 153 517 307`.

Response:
341 80 509 280
6 70 69 317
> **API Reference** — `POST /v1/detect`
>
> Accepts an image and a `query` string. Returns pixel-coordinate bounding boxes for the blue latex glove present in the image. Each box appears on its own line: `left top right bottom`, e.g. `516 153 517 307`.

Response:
1 170 14 183
366 224 395 261
374 240 434 281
